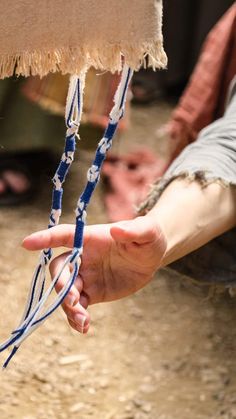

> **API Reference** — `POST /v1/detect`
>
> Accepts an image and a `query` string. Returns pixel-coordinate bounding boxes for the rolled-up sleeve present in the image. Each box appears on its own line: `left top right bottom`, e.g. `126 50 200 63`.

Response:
140 78 236 214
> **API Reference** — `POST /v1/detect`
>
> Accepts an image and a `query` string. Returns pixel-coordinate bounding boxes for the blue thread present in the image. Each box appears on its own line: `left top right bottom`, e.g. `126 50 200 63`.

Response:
57 161 70 183
48 215 55 226
38 277 45 302
10 259 79 342
94 152 106 168
52 189 63 210
104 122 118 139
70 248 80 263
32 262 79 326
72 71 131 250
74 221 85 249
43 248 52 261
119 68 131 110
80 182 96 205
65 136 76 152
0 331 22 353
24 264 42 320
6 262 79 347
66 82 78 127
3 346 19 369
0 67 133 368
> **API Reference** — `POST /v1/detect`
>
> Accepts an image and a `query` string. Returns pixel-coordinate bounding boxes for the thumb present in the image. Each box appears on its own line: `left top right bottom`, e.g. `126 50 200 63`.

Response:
110 216 162 245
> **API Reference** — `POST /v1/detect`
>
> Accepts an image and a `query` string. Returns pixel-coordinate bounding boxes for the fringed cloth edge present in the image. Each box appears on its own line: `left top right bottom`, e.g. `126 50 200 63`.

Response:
0 41 167 79
138 171 236 216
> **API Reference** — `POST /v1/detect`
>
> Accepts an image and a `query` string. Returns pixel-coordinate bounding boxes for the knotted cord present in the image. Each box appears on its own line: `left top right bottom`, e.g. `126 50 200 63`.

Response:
0 64 133 368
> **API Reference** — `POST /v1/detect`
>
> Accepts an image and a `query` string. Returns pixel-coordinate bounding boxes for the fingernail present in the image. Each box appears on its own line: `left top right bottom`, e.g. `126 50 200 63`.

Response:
74 313 86 329
25 232 37 239
67 295 76 306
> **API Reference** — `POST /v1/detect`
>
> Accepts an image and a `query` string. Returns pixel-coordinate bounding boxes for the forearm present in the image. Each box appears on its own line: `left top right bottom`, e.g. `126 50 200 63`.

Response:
146 179 236 266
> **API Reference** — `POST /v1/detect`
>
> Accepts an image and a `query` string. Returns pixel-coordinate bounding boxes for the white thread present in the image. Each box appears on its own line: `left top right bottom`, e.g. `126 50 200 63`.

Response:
77 200 85 212
13 255 82 347
42 249 51 264
99 137 110 154
82 210 87 223
66 124 78 137
109 108 123 122
0 65 133 366
75 208 87 222
50 209 61 226
87 165 99 182
65 76 79 126
61 151 74 164
65 71 85 130
70 247 83 264
52 174 62 190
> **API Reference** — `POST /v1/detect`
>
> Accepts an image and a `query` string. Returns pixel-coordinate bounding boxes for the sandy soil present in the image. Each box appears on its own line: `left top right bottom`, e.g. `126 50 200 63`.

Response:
0 101 236 419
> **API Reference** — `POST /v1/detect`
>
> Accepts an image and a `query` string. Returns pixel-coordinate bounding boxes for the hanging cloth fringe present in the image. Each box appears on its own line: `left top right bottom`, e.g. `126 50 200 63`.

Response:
0 0 166 78
0 64 133 368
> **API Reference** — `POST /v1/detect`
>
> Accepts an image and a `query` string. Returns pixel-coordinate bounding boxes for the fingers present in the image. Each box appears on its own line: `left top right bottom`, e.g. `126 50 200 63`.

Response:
65 302 90 334
50 252 90 333
23 222 95 332
22 222 95 251
110 216 162 245
79 291 90 309
50 253 81 307
68 318 90 334
22 224 76 250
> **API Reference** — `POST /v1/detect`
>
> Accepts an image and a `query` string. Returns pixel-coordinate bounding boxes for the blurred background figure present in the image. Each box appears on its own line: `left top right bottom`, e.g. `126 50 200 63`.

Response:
132 0 235 101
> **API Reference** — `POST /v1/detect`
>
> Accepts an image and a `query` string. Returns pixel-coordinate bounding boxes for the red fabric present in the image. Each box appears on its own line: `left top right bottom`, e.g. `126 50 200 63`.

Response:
102 149 168 221
166 3 236 159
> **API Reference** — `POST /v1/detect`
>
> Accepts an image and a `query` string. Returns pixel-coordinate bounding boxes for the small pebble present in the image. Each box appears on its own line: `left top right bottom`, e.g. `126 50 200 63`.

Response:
69 402 86 413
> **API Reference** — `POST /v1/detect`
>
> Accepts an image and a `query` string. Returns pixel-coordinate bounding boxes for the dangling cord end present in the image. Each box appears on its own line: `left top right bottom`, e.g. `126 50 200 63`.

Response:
2 346 19 369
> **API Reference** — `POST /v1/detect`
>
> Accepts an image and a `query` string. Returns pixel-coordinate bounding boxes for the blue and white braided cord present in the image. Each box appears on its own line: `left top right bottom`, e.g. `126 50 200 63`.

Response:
0 64 133 368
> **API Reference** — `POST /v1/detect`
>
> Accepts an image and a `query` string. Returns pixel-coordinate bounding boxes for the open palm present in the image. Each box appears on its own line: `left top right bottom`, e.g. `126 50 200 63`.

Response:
23 217 166 333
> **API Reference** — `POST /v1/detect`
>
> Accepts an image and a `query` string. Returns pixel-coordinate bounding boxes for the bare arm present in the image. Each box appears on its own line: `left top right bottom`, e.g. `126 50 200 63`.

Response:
147 179 236 266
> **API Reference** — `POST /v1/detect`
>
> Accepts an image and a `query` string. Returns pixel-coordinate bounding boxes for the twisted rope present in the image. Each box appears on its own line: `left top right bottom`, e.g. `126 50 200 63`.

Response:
0 64 133 368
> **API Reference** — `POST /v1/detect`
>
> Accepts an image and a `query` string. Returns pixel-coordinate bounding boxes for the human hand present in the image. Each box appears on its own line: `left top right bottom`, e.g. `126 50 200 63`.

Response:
23 216 167 333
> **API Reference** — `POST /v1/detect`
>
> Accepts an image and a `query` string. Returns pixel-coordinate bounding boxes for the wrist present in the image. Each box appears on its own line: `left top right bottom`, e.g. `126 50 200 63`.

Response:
144 209 168 268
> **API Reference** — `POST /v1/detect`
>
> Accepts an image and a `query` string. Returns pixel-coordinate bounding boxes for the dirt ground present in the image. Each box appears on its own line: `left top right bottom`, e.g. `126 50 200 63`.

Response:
1 101 236 419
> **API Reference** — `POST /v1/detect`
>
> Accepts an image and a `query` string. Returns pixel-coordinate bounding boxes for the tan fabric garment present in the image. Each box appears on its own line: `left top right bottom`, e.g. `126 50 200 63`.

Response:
0 0 166 78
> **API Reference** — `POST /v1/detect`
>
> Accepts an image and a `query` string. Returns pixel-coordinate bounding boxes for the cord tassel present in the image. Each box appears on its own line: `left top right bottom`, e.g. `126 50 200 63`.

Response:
0 64 133 367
